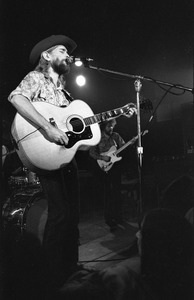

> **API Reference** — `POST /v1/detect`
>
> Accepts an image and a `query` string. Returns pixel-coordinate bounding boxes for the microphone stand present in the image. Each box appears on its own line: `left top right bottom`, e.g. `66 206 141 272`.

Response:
82 61 193 225
134 79 143 222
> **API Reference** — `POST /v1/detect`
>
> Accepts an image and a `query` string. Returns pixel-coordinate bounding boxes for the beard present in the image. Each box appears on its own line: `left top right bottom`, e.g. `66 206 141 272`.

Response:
51 58 70 75
105 129 113 136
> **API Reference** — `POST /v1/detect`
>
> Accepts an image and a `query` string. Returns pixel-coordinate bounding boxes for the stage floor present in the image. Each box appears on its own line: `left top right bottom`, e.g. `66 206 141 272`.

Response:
79 208 139 270
2 180 147 300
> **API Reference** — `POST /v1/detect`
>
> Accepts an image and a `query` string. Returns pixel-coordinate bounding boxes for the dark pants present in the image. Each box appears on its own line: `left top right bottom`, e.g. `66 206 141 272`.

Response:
38 158 80 289
102 166 123 225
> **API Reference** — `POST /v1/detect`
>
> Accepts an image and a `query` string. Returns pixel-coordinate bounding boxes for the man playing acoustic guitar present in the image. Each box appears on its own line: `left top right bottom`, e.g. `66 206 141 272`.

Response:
8 34 137 295
8 35 83 294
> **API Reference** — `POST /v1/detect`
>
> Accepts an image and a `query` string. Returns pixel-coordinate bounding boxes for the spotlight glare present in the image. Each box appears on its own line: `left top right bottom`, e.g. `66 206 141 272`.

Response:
75 61 83 67
76 75 86 87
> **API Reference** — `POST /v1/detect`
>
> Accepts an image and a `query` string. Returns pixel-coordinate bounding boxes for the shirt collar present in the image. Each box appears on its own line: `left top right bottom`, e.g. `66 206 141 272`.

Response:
43 73 63 89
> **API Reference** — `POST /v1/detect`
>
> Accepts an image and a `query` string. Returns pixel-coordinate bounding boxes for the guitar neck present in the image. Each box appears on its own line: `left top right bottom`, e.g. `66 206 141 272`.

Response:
115 138 137 155
83 97 153 127
115 130 148 155
84 105 130 126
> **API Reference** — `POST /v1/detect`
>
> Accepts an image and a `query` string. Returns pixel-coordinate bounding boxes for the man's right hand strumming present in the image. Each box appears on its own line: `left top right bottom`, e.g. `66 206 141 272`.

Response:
44 125 69 145
10 94 69 146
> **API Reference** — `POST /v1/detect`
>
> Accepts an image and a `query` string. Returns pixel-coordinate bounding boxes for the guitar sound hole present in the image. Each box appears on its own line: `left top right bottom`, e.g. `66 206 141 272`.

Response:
70 118 84 133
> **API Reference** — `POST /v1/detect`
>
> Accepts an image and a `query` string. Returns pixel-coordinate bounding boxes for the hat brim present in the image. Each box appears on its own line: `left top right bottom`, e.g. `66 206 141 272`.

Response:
29 34 77 65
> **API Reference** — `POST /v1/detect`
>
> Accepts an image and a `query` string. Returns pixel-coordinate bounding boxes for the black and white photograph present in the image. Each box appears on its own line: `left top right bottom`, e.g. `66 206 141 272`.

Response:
1 1 194 299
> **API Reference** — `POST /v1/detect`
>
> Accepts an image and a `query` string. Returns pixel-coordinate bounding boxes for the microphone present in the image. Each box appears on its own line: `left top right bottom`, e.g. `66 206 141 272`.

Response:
73 57 94 63
69 56 94 66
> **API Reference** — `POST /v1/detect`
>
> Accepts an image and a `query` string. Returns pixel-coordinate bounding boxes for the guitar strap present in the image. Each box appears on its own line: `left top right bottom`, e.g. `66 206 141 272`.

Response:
113 137 118 149
63 89 74 102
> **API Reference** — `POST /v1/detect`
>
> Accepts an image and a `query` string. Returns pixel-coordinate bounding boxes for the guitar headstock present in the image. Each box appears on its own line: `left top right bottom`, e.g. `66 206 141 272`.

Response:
98 99 153 123
121 103 137 118
122 99 153 117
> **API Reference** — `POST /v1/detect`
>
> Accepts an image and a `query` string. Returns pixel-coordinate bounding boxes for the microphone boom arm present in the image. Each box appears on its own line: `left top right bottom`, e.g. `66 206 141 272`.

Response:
86 65 193 94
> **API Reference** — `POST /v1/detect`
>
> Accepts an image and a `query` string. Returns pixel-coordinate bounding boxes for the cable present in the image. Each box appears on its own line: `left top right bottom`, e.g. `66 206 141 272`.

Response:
16 127 41 145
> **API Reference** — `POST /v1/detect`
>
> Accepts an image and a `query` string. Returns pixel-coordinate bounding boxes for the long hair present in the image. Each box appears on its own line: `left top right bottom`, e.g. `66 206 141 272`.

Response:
34 47 54 74
34 46 66 88
140 208 194 299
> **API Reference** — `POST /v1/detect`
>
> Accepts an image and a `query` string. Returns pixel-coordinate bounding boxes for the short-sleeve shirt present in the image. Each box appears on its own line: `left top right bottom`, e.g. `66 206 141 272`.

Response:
8 71 70 107
89 131 125 160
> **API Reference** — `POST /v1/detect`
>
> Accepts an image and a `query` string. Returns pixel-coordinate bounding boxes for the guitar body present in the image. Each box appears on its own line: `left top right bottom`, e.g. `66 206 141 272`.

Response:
97 130 148 172
11 100 101 173
97 146 122 172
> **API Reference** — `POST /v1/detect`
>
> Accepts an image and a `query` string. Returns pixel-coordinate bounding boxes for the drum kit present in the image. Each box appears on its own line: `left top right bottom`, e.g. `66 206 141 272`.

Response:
8 167 40 191
2 148 48 244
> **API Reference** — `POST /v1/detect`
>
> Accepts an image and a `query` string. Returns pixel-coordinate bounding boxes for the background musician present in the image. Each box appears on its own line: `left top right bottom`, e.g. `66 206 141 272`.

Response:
89 119 126 232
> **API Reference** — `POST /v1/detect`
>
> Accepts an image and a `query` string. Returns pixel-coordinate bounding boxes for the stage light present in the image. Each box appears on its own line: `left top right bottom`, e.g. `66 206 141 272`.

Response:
75 60 83 67
76 75 86 87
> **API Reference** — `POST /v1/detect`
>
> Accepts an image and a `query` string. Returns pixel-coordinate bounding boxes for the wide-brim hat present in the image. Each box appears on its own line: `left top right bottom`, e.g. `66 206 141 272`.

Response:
29 34 77 65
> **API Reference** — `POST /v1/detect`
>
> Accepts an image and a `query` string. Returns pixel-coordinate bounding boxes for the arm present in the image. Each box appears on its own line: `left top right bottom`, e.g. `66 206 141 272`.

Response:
10 95 69 145
89 145 110 162
116 133 125 148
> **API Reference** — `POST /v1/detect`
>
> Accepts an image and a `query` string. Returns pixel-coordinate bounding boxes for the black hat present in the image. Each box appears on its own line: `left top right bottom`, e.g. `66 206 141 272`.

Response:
29 34 77 65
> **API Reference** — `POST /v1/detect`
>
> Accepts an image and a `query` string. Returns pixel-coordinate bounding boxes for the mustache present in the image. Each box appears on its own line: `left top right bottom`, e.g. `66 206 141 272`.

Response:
65 57 73 65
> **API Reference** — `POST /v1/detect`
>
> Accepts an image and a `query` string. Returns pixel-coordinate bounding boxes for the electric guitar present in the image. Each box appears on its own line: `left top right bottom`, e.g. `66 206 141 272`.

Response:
11 100 139 173
97 130 148 172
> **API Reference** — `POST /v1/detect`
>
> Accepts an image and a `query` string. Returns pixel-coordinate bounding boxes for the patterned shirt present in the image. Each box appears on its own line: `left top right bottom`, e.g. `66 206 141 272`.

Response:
8 71 70 107
89 131 125 160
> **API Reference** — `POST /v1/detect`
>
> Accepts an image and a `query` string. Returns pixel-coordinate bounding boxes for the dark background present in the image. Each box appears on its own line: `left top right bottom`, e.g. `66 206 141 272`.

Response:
1 0 194 169
0 3 194 298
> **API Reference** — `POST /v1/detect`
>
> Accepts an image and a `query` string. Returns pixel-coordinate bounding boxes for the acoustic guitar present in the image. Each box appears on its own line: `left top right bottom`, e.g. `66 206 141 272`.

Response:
11 100 139 173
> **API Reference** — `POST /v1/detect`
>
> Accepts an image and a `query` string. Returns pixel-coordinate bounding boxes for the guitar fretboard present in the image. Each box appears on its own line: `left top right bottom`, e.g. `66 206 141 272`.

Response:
84 98 152 126
84 106 129 126
115 130 148 155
